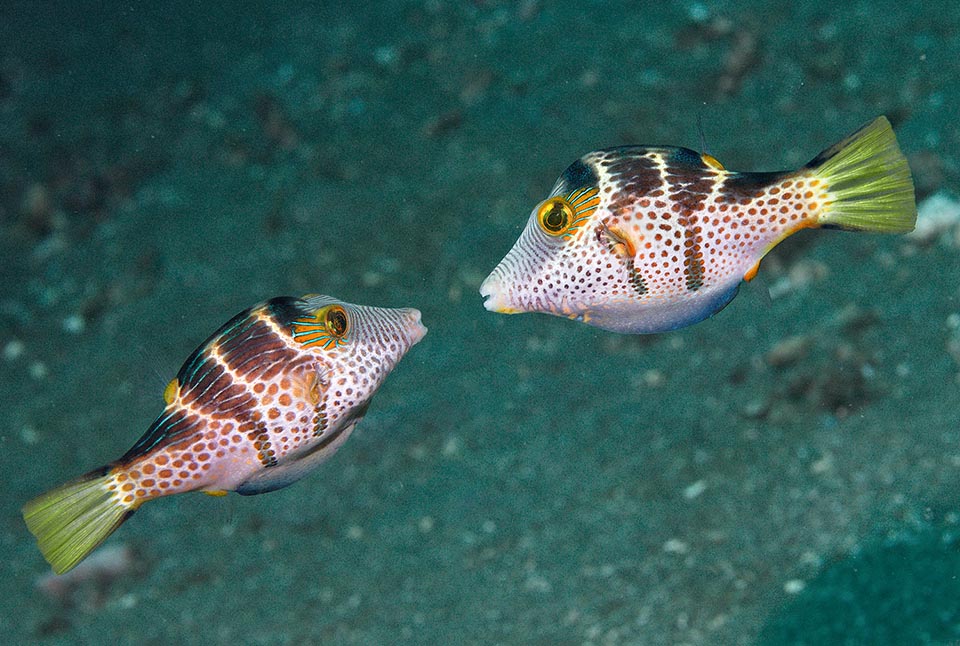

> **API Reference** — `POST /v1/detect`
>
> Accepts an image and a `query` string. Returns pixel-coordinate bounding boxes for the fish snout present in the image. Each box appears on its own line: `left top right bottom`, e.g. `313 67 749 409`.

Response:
479 273 517 314
403 308 428 345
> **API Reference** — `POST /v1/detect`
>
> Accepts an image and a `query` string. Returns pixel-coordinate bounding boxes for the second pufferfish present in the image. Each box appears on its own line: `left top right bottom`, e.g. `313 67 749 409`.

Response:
480 117 917 333
23 294 426 574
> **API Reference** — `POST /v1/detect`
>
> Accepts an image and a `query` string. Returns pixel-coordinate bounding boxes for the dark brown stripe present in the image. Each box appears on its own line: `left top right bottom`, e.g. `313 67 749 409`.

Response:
246 420 278 467
313 402 328 437
603 148 664 211
663 163 713 292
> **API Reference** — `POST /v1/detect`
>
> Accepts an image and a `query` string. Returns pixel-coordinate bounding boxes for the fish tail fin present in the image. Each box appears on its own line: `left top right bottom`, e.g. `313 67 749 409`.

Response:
808 116 917 233
22 467 136 575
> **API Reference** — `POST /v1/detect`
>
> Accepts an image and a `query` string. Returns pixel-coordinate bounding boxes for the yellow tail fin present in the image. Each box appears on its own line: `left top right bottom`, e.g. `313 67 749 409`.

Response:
810 116 917 233
23 469 134 574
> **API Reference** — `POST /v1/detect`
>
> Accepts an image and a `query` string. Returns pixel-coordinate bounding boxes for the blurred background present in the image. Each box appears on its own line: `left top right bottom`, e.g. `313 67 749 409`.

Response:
1 1 958 644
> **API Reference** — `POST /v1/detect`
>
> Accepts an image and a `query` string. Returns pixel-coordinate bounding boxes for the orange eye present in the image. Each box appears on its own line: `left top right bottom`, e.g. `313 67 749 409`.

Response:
536 197 575 236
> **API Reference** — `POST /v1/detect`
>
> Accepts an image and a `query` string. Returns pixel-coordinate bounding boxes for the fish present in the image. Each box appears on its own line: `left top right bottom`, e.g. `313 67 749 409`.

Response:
479 116 917 334
22 294 427 574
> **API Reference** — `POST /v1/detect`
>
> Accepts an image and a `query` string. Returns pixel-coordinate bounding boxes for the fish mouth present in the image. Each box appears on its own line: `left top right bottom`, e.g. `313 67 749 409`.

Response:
479 275 521 314
406 309 428 345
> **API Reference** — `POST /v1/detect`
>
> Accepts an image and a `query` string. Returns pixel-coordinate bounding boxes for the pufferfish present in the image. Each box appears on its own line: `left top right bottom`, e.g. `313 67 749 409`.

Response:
480 116 916 333
23 294 426 574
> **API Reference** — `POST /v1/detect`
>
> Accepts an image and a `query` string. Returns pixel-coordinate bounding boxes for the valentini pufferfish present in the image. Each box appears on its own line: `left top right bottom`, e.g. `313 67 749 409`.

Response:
23 294 426 574
480 116 916 333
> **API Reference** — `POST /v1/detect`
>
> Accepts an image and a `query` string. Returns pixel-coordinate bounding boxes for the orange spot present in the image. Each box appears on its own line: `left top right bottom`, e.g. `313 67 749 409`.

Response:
155 455 169 466
121 483 135 492
142 463 156 475
158 469 173 478
141 478 156 487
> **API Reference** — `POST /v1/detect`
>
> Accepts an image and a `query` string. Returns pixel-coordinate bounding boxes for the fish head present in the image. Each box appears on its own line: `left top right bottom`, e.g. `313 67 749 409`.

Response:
290 294 426 412
480 154 646 330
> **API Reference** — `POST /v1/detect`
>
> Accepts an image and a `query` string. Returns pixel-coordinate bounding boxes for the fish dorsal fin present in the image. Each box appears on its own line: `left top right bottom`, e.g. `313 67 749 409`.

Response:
700 152 725 170
696 113 725 170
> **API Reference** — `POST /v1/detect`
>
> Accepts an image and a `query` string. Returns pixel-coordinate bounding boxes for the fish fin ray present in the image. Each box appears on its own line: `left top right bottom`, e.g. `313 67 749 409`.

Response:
810 116 916 233
23 468 135 574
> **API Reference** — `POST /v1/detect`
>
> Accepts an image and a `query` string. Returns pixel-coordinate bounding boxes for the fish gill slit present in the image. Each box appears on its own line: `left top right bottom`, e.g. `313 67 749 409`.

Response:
598 222 648 296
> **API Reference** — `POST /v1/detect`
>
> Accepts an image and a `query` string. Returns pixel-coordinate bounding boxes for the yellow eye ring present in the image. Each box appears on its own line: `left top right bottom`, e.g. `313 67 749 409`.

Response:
536 197 575 236
324 305 349 338
291 304 350 349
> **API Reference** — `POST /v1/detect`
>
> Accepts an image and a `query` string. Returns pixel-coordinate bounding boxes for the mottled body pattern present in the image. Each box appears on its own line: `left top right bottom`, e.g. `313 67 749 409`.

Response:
481 117 916 333
24 294 426 573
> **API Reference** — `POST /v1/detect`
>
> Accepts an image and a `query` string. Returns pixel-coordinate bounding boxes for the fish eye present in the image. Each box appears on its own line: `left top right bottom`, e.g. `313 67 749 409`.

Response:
536 198 574 236
324 305 349 338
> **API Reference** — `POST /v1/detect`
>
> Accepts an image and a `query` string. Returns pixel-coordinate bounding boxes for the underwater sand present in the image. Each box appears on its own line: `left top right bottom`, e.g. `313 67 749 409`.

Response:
2 1 959 644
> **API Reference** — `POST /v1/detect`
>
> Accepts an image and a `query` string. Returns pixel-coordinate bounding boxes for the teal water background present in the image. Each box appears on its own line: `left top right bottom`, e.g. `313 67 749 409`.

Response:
1 2 959 644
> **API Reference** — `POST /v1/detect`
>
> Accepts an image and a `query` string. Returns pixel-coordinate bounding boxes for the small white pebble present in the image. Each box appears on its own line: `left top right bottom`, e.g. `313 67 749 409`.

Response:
481 519 496 534
687 2 710 22
62 314 85 334
810 453 834 474
361 271 384 287
524 574 552 593
418 516 434 533
116 593 138 609
663 538 689 554
683 480 707 500
908 191 960 244
784 579 806 594
373 45 398 67
642 369 665 387
346 525 364 540
3 339 24 361
19 425 39 445
442 435 462 457
28 361 48 380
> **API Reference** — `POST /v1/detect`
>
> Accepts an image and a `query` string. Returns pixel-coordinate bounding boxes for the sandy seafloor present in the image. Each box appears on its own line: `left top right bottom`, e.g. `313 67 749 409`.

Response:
2 1 960 644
